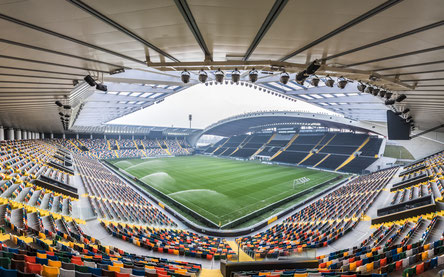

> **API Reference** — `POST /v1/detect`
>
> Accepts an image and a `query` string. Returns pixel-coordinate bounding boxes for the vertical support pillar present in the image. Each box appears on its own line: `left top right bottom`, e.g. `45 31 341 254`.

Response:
7 128 14 140
15 129 22 140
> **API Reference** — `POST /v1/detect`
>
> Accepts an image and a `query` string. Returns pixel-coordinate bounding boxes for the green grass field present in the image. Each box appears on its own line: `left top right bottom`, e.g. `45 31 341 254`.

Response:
110 156 340 226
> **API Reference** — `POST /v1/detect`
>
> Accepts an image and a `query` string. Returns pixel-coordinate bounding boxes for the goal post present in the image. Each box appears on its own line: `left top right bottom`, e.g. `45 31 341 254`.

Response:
293 177 310 189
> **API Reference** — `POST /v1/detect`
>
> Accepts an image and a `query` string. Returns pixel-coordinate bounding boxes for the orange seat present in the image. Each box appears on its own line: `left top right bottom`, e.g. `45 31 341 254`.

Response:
24 256 36 263
48 260 61 268
115 273 130 277
26 262 42 274
42 265 60 277
36 253 47 259
108 265 121 272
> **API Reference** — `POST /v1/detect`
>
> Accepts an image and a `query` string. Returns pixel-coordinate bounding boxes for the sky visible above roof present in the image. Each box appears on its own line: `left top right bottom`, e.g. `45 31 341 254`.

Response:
108 83 335 129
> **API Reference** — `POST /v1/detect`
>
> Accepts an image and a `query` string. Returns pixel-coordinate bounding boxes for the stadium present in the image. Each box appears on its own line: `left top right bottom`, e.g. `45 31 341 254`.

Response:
0 0 444 276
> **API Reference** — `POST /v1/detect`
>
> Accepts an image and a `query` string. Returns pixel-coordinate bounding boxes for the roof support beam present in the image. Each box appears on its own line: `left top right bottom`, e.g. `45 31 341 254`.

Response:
174 0 212 61
0 80 73 85
0 55 110 73
324 20 444 61
279 0 404 61
0 38 128 69
375 60 444 72
401 78 444 82
0 87 71 89
243 0 288 61
343 45 444 68
0 66 86 77
66 0 179 62
383 69 444 77
0 13 146 66
0 73 77 81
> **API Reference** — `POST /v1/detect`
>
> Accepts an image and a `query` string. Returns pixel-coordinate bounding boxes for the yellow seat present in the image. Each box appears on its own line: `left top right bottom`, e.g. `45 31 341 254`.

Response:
37 253 47 259
48 260 61 268
366 262 374 272
349 262 357 271
113 262 123 268
108 265 121 272
42 265 60 277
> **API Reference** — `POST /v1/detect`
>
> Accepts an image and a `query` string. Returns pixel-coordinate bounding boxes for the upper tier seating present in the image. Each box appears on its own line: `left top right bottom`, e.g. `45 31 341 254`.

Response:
56 138 193 160
207 132 382 173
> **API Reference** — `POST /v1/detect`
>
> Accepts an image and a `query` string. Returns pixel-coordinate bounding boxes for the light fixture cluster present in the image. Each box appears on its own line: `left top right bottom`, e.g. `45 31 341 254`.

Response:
84 75 107 92
395 106 415 130
181 68 259 84
357 81 407 106
278 60 351 90
357 81 412 129
55 100 71 131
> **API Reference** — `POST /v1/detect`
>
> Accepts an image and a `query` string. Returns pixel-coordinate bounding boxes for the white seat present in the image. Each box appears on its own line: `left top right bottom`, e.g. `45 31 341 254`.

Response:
84 261 96 268
60 268 76 277
120 267 133 274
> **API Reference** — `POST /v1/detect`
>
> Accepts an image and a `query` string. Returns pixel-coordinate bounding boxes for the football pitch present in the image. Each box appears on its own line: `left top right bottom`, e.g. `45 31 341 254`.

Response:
110 156 340 226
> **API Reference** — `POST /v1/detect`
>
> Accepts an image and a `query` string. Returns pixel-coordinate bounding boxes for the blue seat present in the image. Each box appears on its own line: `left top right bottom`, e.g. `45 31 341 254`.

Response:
132 269 145 276
8 249 19 254
47 255 58 261
36 257 48 265
88 267 102 276
0 266 18 277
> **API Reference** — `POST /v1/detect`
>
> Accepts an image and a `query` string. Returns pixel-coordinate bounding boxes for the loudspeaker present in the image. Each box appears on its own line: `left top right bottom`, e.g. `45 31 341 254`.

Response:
387 110 410 140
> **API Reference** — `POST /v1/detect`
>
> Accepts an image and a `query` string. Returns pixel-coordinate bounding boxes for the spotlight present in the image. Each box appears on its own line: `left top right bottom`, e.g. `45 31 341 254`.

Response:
295 70 308 85
402 108 410 114
385 99 395 105
198 70 208 83
72 80 79 86
231 68 240 83
357 82 366 92
64 114 70 118
406 116 413 121
379 90 386 98
365 86 373 94
63 105 71 110
84 75 96 86
58 112 64 116
372 88 380 96
325 76 334 87
337 76 347 89
215 68 224 83
306 59 321 75
385 92 393 99
279 71 290 85
310 77 320 87
396 94 407 102
181 70 190 84
110 68 125 75
96 83 107 92
55 101 63 107
249 68 258 83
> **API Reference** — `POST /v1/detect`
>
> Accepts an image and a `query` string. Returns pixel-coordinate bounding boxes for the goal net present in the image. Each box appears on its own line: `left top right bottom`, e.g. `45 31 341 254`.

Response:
293 177 310 189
